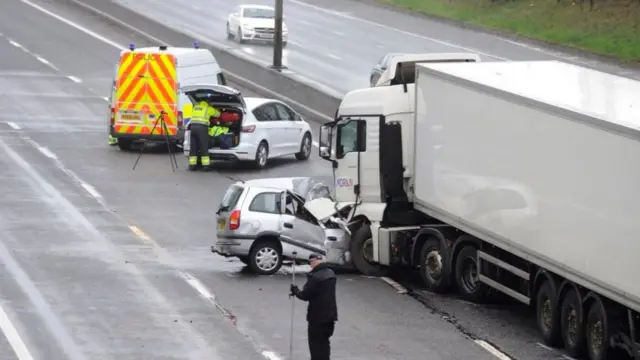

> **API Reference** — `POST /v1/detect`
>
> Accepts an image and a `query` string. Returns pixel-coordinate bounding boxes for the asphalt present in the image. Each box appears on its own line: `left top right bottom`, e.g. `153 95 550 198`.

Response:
0 0 509 359
112 0 640 96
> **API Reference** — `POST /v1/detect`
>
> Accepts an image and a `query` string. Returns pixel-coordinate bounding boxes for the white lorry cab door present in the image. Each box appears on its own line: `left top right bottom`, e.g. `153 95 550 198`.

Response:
332 116 381 205
278 191 326 258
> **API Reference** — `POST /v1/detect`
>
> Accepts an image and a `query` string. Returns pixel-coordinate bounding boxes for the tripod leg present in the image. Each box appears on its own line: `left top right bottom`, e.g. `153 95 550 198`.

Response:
133 114 161 170
160 116 178 172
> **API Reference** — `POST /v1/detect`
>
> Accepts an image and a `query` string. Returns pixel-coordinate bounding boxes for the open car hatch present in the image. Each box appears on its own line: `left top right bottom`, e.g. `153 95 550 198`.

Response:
182 84 246 109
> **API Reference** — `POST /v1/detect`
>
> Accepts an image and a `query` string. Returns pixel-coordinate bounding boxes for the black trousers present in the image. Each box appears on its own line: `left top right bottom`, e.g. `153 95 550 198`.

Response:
308 321 335 360
189 123 209 160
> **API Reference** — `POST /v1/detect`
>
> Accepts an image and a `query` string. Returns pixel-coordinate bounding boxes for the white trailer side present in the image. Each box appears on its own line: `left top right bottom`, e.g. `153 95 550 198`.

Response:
413 60 640 314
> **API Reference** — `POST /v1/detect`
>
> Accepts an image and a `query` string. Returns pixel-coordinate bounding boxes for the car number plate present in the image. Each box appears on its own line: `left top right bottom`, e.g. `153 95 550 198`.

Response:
218 220 225 230
259 34 274 39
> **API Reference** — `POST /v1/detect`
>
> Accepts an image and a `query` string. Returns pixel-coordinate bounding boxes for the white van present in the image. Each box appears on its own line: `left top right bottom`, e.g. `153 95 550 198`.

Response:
107 44 226 150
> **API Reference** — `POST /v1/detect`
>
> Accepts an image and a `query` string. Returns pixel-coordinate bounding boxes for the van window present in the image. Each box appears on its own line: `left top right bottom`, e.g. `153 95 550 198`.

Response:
217 73 227 85
219 185 244 211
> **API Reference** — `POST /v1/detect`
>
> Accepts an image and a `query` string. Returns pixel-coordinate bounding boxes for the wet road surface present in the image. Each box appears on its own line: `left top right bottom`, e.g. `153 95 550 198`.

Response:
112 0 640 96
0 0 522 359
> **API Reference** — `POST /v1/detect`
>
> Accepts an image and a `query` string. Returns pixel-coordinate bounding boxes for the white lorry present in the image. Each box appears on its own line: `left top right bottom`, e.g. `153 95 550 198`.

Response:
317 60 640 360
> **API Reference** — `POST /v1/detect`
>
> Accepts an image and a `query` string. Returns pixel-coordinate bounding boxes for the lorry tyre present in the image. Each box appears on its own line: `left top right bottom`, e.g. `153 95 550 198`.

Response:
117 138 133 151
454 246 487 303
536 280 562 347
248 241 282 275
585 297 611 360
560 289 586 357
419 239 450 293
350 225 388 277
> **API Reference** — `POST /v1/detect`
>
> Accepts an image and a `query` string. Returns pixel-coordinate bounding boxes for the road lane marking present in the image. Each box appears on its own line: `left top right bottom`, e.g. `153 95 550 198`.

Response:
35 145 57 160
328 53 341 60
0 303 35 360
47 0 334 122
474 340 512 360
67 76 82 83
0 139 89 360
380 276 408 294
6 122 20 130
289 0 508 61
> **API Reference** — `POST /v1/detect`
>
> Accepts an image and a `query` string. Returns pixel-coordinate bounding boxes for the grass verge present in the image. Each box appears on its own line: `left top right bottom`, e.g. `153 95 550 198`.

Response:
376 0 640 62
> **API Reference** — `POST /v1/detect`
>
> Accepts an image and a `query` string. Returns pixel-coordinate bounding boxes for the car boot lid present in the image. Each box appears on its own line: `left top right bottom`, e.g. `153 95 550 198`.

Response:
182 84 246 108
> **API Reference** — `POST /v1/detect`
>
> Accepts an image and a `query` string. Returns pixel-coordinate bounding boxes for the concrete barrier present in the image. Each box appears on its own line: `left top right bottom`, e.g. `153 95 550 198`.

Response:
59 0 341 125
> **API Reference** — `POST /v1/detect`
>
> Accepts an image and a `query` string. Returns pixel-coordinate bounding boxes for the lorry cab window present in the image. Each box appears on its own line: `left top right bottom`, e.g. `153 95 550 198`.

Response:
337 120 364 158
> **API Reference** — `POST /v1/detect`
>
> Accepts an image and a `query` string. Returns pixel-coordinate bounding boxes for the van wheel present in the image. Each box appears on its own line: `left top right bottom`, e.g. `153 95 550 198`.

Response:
560 288 586 357
419 239 450 293
350 225 388 277
254 141 268 169
248 242 282 275
226 23 233 39
117 138 134 151
295 132 312 160
454 246 488 303
536 280 562 347
237 27 245 44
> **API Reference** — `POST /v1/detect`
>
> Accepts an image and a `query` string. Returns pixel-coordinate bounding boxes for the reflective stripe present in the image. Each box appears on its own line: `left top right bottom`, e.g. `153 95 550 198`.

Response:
188 156 198 165
209 126 229 136
201 156 211 166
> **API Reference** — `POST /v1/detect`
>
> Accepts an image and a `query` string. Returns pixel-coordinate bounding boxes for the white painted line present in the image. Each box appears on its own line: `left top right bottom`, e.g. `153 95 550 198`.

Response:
35 56 52 66
380 276 408 294
475 340 512 360
44 0 333 122
67 76 82 83
180 272 216 301
536 342 554 351
562 355 578 360
102 96 109 101
36 146 58 160
80 182 102 200
290 0 508 61
8 40 23 49
328 54 341 60
6 122 20 130
261 351 282 360
129 225 153 243
332 31 344 36
0 304 35 360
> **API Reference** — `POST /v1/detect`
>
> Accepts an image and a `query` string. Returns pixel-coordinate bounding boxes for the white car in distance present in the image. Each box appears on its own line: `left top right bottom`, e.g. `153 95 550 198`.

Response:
182 85 312 169
226 4 288 46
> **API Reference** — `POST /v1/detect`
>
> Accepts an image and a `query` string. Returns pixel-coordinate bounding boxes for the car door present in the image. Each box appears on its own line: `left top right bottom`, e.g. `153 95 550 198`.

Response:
278 191 327 257
254 103 287 156
273 102 302 153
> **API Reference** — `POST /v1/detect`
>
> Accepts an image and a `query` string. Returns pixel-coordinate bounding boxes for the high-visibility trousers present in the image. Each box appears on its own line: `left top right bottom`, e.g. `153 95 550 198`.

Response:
188 123 210 167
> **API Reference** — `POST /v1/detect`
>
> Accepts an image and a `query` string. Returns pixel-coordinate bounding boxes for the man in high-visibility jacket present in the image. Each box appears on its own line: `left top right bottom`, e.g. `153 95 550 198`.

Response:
189 100 220 171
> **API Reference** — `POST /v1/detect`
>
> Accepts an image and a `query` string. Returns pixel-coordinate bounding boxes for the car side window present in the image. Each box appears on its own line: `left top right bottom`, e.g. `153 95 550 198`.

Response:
249 192 281 214
255 104 279 121
273 103 295 121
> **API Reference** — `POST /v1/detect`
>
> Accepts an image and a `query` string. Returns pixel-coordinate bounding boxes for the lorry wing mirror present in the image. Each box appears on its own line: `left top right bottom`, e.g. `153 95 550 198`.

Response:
319 146 330 158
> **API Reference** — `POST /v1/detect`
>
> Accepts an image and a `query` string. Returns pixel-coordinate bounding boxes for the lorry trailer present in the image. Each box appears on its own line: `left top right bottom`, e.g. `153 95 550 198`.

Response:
317 60 640 359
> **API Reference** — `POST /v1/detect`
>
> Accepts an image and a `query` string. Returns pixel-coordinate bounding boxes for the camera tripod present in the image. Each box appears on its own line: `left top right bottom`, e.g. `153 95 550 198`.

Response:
132 111 179 172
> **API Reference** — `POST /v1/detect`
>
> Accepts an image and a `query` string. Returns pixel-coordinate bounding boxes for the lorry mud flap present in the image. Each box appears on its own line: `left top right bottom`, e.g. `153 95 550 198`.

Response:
278 235 327 256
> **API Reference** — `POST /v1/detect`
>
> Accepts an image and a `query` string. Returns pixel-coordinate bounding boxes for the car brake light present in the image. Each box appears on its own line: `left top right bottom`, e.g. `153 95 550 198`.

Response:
110 108 115 125
229 209 241 230
177 111 183 128
241 125 255 133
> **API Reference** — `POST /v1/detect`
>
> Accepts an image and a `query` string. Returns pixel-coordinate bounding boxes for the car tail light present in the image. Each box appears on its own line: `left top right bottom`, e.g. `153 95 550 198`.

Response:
229 209 241 230
241 125 255 133
110 108 115 126
177 111 183 128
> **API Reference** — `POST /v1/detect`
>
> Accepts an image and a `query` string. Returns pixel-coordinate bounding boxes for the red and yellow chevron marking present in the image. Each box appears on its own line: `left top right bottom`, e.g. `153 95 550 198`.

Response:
113 52 178 136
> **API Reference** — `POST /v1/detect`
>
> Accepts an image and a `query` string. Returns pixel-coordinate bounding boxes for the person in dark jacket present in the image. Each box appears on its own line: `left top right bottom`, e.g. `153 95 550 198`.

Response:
290 254 337 360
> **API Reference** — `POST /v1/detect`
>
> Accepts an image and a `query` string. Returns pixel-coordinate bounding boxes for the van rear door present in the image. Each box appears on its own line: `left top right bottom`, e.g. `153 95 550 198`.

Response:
113 52 179 139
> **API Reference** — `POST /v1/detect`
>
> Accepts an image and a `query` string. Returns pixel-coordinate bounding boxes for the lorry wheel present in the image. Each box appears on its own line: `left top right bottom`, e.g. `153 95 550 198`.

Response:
248 241 282 275
560 289 586 357
454 246 487 303
350 225 388 277
585 297 610 360
419 239 450 293
536 280 562 347
117 138 133 151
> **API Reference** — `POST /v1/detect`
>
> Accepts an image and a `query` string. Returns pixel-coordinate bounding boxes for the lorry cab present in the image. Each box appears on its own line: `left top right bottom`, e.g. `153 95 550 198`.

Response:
372 53 481 87
108 44 226 150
